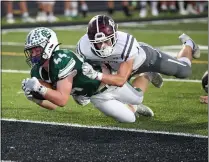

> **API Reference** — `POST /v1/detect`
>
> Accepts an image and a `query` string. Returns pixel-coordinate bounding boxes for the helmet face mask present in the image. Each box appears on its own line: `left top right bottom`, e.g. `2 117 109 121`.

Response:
87 15 117 58
25 45 46 67
24 27 59 67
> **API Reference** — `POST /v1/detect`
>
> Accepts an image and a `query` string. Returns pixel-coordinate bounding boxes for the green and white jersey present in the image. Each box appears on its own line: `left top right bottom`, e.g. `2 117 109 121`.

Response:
31 49 101 97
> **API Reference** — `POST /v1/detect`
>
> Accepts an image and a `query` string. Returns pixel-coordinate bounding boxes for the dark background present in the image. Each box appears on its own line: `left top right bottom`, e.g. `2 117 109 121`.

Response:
1 1 129 17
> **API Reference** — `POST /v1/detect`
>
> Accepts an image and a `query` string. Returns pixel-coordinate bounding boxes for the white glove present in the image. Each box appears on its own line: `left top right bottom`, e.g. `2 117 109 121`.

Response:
82 62 103 80
22 78 30 91
22 79 42 104
24 88 33 100
24 77 47 96
72 95 90 106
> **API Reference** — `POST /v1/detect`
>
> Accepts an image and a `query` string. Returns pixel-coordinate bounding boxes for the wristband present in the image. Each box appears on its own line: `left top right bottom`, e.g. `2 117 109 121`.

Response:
96 72 103 81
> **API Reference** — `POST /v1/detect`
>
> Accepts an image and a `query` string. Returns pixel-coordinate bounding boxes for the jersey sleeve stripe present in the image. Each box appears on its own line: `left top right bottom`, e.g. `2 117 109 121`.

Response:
76 41 87 60
124 36 134 61
121 34 130 60
77 42 85 57
58 59 76 79
39 66 44 80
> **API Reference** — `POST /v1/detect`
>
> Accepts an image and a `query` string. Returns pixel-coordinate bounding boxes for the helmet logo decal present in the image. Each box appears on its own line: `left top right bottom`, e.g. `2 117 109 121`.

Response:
41 29 51 38
108 19 115 27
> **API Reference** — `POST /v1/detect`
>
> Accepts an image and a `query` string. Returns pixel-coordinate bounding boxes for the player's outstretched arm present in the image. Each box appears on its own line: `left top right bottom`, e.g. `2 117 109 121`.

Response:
24 75 74 107
82 59 134 87
34 99 58 110
22 81 58 110
43 75 74 107
101 59 134 87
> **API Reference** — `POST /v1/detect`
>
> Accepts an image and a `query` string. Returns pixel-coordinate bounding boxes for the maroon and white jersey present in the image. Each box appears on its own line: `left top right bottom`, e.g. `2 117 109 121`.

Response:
76 31 146 72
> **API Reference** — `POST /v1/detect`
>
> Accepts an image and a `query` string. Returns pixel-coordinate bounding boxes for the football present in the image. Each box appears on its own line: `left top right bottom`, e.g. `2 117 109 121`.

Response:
31 80 53 100
202 71 208 93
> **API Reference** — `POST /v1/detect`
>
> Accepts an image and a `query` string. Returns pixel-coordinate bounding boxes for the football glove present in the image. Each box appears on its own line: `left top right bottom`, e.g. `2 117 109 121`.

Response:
22 78 30 91
22 86 42 104
24 77 47 96
82 62 103 80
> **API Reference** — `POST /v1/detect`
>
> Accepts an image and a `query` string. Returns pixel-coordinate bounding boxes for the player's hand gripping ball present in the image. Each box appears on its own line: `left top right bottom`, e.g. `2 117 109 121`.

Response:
31 80 53 100
22 78 53 100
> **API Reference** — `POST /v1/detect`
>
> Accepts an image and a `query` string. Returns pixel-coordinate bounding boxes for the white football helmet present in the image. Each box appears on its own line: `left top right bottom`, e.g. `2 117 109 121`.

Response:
24 27 60 66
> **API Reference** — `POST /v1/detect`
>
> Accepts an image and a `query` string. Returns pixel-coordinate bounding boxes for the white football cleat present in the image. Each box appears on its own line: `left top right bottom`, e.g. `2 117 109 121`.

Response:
179 33 200 59
22 17 36 23
145 72 163 88
135 103 154 117
6 17 15 24
139 9 147 18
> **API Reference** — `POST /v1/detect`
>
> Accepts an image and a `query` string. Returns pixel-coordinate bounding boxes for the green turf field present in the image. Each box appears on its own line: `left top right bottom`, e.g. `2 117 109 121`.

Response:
2 21 208 135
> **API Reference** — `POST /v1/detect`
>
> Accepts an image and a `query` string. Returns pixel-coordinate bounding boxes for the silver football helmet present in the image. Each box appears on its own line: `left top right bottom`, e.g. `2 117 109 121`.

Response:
24 27 60 66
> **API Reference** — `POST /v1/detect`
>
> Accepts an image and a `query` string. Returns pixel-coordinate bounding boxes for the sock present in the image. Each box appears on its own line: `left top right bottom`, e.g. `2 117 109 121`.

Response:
184 40 194 50
7 13 13 19
64 9 71 16
22 12 29 18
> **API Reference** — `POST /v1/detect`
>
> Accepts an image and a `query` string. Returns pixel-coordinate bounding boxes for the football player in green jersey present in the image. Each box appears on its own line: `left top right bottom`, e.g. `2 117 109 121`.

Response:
22 27 154 123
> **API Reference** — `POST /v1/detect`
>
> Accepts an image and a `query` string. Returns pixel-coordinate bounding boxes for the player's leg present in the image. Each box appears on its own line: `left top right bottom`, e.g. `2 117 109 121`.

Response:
94 82 144 105
91 98 136 123
5 1 15 24
19 1 35 23
91 82 154 117
142 45 192 78
178 33 200 59
136 33 200 78
139 34 200 78
132 72 163 89
132 74 150 92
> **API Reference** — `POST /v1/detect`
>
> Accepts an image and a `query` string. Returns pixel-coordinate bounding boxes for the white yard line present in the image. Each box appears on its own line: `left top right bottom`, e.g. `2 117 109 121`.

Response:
2 42 76 49
2 69 30 74
2 69 202 83
1 118 207 138
2 42 208 54
160 45 208 51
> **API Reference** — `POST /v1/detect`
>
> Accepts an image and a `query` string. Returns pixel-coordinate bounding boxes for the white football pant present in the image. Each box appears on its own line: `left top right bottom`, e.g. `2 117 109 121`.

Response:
90 82 144 123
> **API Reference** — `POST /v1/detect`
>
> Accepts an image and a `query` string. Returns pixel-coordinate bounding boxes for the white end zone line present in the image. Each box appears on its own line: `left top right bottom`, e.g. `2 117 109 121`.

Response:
2 69 201 83
1 118 207 139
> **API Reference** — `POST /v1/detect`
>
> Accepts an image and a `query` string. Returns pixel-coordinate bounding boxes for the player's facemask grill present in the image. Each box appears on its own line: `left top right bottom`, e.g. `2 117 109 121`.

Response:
24 34 53 67
87 15 118 58
89 32 117 58
24 40 49 67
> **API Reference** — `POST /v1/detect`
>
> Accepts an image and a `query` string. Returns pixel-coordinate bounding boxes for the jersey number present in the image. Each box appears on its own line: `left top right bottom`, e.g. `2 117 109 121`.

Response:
54 53 68 64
